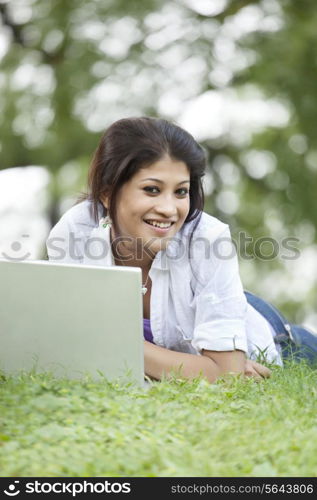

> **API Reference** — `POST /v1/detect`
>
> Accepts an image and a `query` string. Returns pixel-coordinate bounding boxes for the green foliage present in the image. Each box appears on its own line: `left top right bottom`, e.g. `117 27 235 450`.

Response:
1 364 317 476
0 0 166 170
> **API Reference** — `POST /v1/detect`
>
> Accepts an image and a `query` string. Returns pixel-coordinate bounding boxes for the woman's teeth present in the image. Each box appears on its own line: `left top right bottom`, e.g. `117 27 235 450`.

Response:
145 220 173 228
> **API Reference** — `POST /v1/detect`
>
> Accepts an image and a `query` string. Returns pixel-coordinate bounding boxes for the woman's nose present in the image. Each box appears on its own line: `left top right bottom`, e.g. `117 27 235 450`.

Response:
154 196 178 217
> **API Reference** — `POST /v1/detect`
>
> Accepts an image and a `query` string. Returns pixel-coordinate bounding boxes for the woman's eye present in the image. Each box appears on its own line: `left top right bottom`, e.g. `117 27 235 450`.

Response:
143 186 160 194
143 186 189 196
176 188 189 196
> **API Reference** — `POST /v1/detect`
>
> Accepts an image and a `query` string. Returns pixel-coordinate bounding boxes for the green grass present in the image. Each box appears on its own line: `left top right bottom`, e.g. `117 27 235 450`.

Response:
1 361 317 477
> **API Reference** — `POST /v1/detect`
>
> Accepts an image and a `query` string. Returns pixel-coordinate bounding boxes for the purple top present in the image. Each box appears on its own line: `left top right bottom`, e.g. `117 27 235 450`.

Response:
143 318 155 344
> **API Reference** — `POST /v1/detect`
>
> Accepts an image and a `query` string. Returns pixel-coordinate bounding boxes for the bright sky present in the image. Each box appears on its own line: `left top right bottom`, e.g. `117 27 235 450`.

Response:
0 167 51 260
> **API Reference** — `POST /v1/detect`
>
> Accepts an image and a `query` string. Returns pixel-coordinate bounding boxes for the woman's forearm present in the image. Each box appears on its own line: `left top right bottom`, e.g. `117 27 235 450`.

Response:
144 341 244 383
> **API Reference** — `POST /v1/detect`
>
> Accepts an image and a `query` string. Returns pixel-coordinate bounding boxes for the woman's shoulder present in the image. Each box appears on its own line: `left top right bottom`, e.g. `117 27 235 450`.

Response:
47 200 102 242
56 199 101 229
182 211 230 242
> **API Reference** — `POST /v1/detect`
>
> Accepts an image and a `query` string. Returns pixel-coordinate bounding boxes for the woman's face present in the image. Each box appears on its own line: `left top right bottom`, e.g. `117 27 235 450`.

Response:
104 155 190 261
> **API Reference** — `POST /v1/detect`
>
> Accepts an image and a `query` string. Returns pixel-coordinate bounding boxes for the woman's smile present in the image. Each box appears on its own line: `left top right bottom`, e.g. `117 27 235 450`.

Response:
143 219 176 233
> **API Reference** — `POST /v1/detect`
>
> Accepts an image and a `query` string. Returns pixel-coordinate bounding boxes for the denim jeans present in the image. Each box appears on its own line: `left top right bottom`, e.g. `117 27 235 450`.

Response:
244 291 317 365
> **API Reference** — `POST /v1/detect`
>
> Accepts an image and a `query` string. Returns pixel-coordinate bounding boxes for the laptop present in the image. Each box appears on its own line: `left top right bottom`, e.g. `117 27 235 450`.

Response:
0 259 145 387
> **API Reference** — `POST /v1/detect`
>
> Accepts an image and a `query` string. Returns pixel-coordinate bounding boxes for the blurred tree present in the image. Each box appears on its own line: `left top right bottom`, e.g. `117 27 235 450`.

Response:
0 0 316 320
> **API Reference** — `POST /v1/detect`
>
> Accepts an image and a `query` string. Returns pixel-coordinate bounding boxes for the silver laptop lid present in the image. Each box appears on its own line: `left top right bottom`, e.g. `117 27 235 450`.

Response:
0 259 144 386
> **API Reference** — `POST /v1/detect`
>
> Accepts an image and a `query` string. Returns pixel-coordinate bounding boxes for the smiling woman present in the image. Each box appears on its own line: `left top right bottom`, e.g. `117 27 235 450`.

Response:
46 117 317 384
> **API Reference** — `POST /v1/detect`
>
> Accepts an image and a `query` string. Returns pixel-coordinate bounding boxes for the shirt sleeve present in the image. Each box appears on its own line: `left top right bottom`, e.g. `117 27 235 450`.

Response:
191 225 248 354
46 214 85 264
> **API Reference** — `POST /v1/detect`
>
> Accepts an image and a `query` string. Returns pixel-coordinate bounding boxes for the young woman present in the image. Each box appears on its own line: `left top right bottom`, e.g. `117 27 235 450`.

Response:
46 117 317 383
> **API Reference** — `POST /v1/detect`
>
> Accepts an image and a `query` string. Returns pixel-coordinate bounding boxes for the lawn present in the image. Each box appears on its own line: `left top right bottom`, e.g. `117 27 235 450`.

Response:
0 361 317 477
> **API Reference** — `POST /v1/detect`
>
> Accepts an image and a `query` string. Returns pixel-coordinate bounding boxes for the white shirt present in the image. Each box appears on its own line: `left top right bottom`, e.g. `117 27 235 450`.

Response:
46 199 282 365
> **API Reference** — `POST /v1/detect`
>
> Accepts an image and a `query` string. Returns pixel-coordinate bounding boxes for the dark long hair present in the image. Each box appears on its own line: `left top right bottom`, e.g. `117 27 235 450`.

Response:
81 117 206 237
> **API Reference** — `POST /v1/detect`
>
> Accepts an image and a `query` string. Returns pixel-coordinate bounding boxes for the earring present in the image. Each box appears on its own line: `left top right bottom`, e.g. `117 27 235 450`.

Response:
99 215 112 228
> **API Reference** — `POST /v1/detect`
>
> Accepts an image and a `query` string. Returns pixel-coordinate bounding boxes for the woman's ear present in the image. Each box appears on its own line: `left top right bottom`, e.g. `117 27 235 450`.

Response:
100 193 109 210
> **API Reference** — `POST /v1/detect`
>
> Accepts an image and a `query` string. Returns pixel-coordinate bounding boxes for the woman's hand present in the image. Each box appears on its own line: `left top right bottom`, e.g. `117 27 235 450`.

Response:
144 341 247 383
244 359 271 380
144 341 272 383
